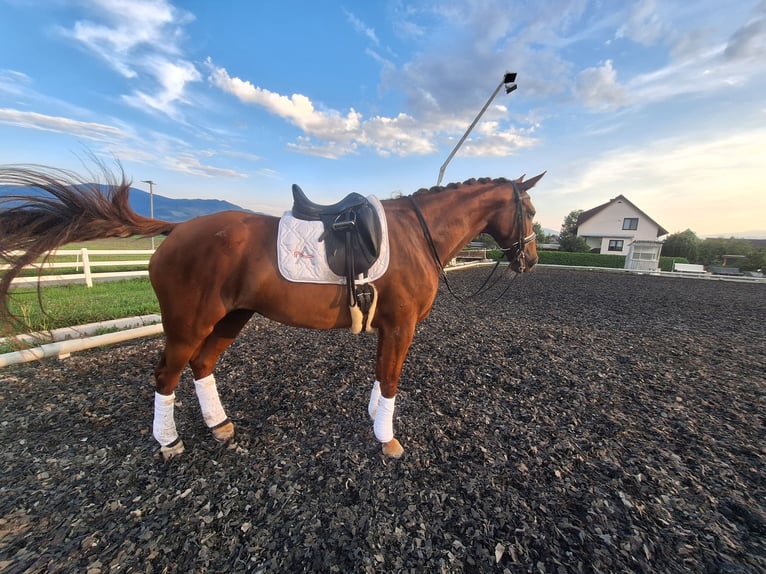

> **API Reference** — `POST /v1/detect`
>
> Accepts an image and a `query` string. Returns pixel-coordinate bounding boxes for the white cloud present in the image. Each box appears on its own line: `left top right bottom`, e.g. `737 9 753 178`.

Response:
208 60 442 158
615 0 666 45
724 6 766 60
206 56 542 159
0 69 32 97
61 0 200 117
122 58 201 118
574 60 628 110
101 137 250 179
207 62 360 137
344 10 380 46
167 153 248 178
460 122 537 158
0 107 127 140
359 113 436 156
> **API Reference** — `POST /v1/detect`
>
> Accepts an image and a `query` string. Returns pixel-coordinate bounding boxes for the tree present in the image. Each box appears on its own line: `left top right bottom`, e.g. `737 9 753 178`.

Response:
697 237 753 266
558 209 590 252
662 229 700 261
533 222 554 244
474 233 498 248
743 249 766 272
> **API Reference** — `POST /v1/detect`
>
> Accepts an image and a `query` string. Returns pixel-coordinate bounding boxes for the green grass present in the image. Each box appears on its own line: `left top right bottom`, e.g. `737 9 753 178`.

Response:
1 237 162 348
63 237 163 250
4 278 159 337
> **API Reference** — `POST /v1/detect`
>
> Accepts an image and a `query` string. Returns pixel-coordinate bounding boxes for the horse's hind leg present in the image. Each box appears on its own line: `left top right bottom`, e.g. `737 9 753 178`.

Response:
153 339 198 459
189 309 254 444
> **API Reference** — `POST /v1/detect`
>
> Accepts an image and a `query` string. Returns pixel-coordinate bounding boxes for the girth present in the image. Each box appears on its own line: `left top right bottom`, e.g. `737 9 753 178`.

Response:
291 184 382 309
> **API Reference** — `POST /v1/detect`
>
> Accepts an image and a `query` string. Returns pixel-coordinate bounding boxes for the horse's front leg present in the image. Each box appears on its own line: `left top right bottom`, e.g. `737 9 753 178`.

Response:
369 322 416 458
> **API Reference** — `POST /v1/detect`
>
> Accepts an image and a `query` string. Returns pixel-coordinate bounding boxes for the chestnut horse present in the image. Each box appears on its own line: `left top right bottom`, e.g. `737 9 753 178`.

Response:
0 165 543 459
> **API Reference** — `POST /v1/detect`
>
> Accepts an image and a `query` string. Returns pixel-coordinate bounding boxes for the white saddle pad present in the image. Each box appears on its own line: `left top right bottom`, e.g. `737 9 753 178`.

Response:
277 195 389 284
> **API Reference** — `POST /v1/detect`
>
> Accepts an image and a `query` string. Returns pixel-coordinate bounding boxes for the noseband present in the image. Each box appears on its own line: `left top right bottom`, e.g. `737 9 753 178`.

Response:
500 181 535 272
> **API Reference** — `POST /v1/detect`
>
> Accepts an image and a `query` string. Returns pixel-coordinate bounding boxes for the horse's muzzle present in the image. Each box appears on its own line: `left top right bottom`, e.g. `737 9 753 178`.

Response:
509 252 538 273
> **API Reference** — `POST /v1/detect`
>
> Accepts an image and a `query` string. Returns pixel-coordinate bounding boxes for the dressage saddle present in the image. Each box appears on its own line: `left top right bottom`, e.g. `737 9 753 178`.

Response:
291 184 382 307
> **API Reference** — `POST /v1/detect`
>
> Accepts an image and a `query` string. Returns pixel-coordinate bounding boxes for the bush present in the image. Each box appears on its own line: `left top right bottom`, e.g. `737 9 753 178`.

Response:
489 250 625 267
537 251 625 268
489 250 691 272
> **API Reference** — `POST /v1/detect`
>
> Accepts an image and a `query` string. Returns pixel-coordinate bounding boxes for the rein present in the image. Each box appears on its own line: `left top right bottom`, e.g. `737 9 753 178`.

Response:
408 180 534 304
409 196 466 301
409 196 444 273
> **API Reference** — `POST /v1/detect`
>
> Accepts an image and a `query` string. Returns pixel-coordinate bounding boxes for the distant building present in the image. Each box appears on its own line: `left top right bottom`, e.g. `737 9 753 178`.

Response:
577 195 668 255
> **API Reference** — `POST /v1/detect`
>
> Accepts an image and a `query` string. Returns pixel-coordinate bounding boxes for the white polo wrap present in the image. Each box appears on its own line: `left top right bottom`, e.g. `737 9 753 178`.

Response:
373 395 396 443
368 380 382 419
194 374 228 428
153 392 179 447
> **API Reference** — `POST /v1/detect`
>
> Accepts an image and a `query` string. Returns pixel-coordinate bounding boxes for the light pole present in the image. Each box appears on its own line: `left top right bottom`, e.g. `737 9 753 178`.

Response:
436 72 518 186
141 180 156 250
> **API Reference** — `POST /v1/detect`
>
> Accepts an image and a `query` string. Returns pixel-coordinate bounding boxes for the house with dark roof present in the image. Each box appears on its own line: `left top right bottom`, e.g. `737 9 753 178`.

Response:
577 195 668 255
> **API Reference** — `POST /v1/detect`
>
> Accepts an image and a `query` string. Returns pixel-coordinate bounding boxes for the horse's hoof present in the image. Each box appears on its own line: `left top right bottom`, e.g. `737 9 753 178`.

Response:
160 439 185 460
382 438 404 459
212 421 235 443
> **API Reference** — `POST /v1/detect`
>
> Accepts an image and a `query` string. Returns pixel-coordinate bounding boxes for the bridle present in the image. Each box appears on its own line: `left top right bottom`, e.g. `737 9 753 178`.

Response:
409 179 535 302
500 180 536 273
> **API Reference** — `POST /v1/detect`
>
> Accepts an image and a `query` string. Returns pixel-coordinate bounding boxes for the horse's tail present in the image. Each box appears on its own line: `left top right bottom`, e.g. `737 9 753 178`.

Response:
0 162 176 328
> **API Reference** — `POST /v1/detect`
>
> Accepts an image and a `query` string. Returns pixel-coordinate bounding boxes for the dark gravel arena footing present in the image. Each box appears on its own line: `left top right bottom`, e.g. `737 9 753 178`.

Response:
0 267 764 573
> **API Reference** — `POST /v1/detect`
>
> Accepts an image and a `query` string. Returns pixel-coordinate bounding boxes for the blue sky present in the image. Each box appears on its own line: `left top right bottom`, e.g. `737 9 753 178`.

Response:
1 0 765 237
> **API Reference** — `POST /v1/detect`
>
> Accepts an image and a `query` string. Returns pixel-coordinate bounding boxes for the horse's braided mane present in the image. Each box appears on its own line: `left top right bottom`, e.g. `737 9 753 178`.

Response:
412 176 512 196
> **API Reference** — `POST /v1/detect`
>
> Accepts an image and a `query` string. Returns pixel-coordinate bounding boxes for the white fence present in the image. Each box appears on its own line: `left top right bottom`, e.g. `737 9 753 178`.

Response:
5 249 154 288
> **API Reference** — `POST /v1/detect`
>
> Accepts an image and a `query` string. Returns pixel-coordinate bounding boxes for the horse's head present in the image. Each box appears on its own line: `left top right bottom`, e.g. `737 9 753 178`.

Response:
484 172 544 273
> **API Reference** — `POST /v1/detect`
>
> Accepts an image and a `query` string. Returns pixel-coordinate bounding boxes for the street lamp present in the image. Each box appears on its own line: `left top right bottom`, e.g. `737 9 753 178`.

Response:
141 180 156 250
436 72 518 186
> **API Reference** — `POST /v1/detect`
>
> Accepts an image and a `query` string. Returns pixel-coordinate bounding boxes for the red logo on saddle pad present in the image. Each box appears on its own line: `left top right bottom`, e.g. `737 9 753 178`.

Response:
293 249 314 259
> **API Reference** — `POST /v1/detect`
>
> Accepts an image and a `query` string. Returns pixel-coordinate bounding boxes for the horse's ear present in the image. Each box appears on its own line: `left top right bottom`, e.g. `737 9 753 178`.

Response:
520 171 545 191
513 174 526 183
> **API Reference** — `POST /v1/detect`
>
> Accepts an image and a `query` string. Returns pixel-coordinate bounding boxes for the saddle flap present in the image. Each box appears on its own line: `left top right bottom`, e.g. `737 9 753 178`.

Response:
324 201 382 277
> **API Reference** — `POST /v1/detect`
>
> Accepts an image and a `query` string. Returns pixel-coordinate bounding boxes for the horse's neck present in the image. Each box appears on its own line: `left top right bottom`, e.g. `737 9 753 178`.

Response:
416 185 502 264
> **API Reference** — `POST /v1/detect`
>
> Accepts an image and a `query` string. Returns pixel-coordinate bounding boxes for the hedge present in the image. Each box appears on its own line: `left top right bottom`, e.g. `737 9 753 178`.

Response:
488 249 689 272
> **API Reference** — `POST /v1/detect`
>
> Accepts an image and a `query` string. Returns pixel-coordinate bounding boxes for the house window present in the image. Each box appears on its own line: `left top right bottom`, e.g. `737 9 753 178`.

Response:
608 240 624 251
623 218 638 230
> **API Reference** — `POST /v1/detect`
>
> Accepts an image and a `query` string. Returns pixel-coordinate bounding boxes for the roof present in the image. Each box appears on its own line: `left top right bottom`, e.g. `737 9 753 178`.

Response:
577 194 668 236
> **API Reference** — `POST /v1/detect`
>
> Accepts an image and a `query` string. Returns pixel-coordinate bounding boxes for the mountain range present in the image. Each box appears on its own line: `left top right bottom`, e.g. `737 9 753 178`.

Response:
0 185 251 223
125 188 251 221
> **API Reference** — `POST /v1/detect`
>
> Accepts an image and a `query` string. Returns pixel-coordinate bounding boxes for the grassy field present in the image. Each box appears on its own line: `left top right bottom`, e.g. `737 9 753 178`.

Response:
2 237 162 343
3 278 159 338
59 237 162 250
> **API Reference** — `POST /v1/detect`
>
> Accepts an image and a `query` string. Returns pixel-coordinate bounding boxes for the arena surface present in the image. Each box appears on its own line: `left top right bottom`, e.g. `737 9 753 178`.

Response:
1 267 764 573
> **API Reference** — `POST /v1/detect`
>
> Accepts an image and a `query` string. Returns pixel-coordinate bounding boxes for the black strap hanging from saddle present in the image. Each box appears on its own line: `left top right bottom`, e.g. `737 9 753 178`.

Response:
291 184 382 308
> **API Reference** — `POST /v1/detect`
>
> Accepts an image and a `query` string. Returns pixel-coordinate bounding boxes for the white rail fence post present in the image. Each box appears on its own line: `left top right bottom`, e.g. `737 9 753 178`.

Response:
81 247 93 287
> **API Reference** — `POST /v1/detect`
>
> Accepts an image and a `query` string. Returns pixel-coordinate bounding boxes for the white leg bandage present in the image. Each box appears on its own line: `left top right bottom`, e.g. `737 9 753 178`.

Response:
368 380 382 420
153 392 179 447
194 374 229 429
373 395 396 443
